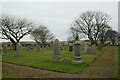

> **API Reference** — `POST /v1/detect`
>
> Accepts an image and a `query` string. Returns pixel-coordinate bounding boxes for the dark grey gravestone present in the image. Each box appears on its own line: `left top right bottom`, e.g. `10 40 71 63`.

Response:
52 39 62 61
16 43 22 56
69 45 73 53
0 44 2 54
84 44 90 54
36 44 40 52
64 57 69 62
27 45 30 51
3 44 7 55
92 44 97 54
10 44 13 51
72 41 83 64
82 42 85 50
64 43 67 50
87 47 91 54
0 49 1 54
84 44 88 54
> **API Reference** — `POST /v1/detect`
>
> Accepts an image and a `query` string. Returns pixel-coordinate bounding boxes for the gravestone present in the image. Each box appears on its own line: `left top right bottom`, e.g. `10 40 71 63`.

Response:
64 43 67 50
82 41 85 50
60 44 63 50
36 44 40 52
0 44 2 54
27 45 30 51
97 43 102 51
46 45 49 49
92 44 97 54
3 44 7 55
84 44 89 54
64 57 69 62
52 39 62 61
72 41 83 64
16 43 22 56
87 47 91 54
9 44 13 51
69 45 73 53
0 49 1 54
50 43 53 49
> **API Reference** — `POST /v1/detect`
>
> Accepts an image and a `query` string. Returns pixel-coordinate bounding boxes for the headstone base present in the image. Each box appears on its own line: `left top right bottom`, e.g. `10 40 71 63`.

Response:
72 56 83 64
52 55 62 61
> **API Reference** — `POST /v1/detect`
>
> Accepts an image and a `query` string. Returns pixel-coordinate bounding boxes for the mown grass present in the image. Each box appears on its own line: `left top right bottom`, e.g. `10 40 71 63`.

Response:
114 46 118 79
2 46 108 73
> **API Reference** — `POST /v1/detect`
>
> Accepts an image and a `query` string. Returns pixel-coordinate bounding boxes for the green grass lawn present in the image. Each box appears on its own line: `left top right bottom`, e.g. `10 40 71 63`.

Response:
114 46 118 79
2 46 108 73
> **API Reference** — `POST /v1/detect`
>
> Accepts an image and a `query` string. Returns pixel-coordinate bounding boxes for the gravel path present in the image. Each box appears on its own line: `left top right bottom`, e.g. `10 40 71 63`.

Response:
2 46 114 78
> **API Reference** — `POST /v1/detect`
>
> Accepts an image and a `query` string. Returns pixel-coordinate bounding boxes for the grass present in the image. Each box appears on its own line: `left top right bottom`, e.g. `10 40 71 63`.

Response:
2 46 108 73
114 46 118 79
2 71 18 78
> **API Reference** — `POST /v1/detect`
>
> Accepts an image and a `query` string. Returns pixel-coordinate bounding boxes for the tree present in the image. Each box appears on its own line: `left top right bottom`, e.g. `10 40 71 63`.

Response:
67 27 85 42
70 11 111 43
31 25 55 47
105 29 118 46
0 15 33 50
98 24 111 45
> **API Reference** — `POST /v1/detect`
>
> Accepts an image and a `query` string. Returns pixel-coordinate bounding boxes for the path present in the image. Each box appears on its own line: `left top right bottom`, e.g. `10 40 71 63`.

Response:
2 47 114 78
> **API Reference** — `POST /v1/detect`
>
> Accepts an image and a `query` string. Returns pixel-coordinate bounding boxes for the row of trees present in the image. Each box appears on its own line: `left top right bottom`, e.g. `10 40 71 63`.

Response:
0 15 55 50
68 11 119 46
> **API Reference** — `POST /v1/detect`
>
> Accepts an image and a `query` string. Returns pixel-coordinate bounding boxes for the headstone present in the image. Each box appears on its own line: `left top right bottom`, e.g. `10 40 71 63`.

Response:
9 44 13 51
46 45 49 49
64 57 69 62
64 43 67 50
16 43 22 56
50 42 53 49
36 44 40 52
84 44 89 54
82 41 85 50
52 39 62 61
97 43 102 51
72 41 83 64
60 43 63 50
0 44 2 54
3 44 7 55
87 47 91 54
27 45 30 51
92 44 97 54
69 45 73 53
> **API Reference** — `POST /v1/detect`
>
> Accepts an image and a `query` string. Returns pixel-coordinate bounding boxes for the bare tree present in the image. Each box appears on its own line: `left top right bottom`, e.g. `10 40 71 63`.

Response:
67 26 85 42
31 25 55 47
98 24 111 45
0 15 33 49
71 11 111 44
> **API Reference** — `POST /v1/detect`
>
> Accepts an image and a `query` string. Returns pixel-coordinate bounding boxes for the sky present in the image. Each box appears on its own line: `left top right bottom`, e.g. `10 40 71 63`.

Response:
0 1 118 42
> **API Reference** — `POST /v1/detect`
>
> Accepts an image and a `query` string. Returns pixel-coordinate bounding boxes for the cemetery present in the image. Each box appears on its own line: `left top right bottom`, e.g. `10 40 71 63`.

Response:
0 2 119 79
2 41 108 73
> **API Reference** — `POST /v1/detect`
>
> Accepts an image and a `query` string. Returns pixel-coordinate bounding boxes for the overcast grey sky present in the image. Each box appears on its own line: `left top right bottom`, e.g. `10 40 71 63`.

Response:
0 2 118 42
